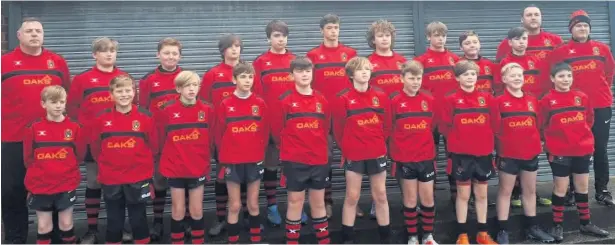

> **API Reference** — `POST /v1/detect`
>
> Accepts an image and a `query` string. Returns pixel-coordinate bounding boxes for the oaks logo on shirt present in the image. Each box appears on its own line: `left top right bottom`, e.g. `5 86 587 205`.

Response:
341 52 348 61
173 129 200 142
560 112 585 124
271 74 294 83
461 114 486 125
47 59 55 69
478 97 486 107
23 75 53 85
376 76 401 85
156 99 170 108
132 120 141 131
535 51 548 60
296 120 320 129
449 57 456 66
107 138 137 149
508 117 534 128
36 148 68 160
421 100 429 112
91 95 113 104
573 61 597 72
476 82 492 91
528 102 535 112
372 97 380 107
403 120 428 130
316 103 322 113
593 47 600 55
198 111 206 122
524 76 536 85
544 39 552 47
528 61 535 69
324 69 345 77
574 96 582 106
357 115 380 126
232 122 259 133
428 72 453 81
252 105 260 116
64 129 73 141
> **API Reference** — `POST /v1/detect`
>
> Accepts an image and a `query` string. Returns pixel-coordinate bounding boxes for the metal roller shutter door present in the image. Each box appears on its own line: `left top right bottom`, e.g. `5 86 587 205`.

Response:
422 1 613 183
21 1 415 220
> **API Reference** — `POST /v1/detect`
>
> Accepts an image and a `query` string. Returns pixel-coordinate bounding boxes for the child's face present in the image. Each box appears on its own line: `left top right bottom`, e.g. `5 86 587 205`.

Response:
269 31 288 51
373 31 392 50
352 64 372 84
428 32 447 49
402 73 422 93
509 33 529 53
460 35 481 57
456 69 478 89
157 45 181 69
176 81 199 101
233 72 254 92
41 97 66 118
93 48 117 67
503 67 524 90
292 68 313 87
224 41 241 60
551 70 573 91
111 85 135 107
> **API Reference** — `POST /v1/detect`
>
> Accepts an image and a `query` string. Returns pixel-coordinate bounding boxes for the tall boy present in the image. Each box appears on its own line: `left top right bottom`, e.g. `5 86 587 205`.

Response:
66 37 127 244
306 14 357 217
25 85 85 244
90 75 157 244
367 19 407 95
214 62 268 243
439 60 496 244
271 57 331 244
389 61 438 245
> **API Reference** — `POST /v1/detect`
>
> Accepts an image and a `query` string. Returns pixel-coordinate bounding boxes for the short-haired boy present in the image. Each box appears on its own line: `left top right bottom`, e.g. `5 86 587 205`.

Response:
389 61 438 245
214 62 269 243
90 75 158 244
459 30 496 94
25 85 85 244
439 60 496 245
156 71 214 244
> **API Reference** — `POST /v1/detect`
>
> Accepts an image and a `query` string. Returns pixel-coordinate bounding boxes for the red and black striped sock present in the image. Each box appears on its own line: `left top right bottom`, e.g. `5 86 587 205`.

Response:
191 217 205 244
249 214 262 243
420 204 435 234
60 228 76 244
312 216 330 244
285 218 302 244
552 193 565 225
171 218 185 244
85 187 101 232
214 181 228 222
403 206 418 237
575 193 591 225
153 190 166 225
263 169 278 206
227 222 240 244
37 231 52 244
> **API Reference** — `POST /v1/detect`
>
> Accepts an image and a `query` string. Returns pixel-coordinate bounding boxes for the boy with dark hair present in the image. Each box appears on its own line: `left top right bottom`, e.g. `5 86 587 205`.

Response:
459 31 496 94
540 63 609 242
66 37 128 244
214 62 268 243
306 13 358 218
389 61 438 245
272 57 331 244
440 60 496 245
25 85 85 244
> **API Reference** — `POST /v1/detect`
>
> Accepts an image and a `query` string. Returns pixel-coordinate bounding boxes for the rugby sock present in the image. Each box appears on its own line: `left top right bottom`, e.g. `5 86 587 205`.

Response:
552 193 565 225
214 181 228 222
153 190 166 226
403 206 418 237
263 169 278 207
60 228 76 244
499 219 509 231
341 225 355 243
85 187 102 232
285 218 302 244
575 193 591 225
457 221 468 235
477 222 488 233
420 204 435 233
37 231 52 244
171 219 185 244
378 224 391 242
191 217 205 244
227 222 240 244
312 216 330 244
249 214 262 243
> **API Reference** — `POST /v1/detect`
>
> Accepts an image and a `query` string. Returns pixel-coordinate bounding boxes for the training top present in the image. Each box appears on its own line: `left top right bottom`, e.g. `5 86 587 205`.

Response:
139 66 182 114
496 30 563 62
368 51 407 95
199 62 236 106
414 48 460 102
306 43 358 101
389 89 436 163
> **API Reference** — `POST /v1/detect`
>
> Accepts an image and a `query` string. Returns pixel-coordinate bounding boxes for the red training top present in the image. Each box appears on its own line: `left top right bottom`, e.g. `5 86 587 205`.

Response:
252 50 296 107
496 30 563 62
389 89 436 163
306 43 357 101
199 62 236 106
139 66 182 113
368 51 407 95
460 56 497 94
495 53 549 98
414 48 460 101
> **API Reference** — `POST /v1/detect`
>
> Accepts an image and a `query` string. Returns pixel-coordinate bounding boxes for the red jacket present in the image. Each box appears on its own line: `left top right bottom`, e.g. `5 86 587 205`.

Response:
496 30 563 62
214 93 269 164
495 53 550 98
389 90 436 163
440 89 494 156
368 51 407 95
545 39 615 109
491 90 541 160
139 66 182 113
333 86 391 161
539 89 594 156
23 117 85 194
252 50 296 107
414 49 460 101
199 62 235 106
157 99 214 178
306 43 357 101
67 66 128 125
272 89 330 165
90 105 158 185
1 47 70 142
460 56 496 94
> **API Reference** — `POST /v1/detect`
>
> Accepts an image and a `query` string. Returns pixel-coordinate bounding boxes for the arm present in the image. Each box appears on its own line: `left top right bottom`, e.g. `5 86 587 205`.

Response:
252 59 263 95
198 70 214 103
270 99 286 147
492 62 504 95
261 102 271 152
495 39 510 63
154 109 167 155
23 125 34 168
324 99 332 139
381 95 392 140
604 46 614 88
213 103 226 149
58 56 71 89
89 117 102 161
147 116 160 158
208 105 216 156
331 96 346 147
74 124 87 163
537 98 549 141
536 58 551 99
138 75 151 109
66 75 82 119
438 97 453 138
490 97 502 138
585 95 595 128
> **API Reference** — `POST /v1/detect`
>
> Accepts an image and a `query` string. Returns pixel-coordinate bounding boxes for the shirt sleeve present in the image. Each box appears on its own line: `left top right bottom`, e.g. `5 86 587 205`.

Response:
252 58 264 96
331 96 346 147
138 74 151 109
381 94 392 140
89 116 102 161
438 97 453 138
270 98 286 147
23 124 34 168
585 94 595 128
495 39 510 63
58 56 71 89
537 97 549 141
213 103 226 149
146 116 160 158
74 124 87 163
66 75 83 119
199 70 215 103
603 45 615 88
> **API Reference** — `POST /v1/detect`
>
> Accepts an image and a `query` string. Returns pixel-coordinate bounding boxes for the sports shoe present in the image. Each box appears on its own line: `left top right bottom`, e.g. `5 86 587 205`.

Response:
370 202 377 219
407 235 419 245
325 203 333 218
456 233 470 245
301 211 309 224
79 231 98 244
356 208 365 217
525 225 555 243
549 224 564 243
510 193 522 208
267 205 282 226
537 195 552 206
150 222 164 242
496 230 509 244
208 220 226 236
580 223 610 237
476 231 497 244
422 233 438 245
595 190 615 206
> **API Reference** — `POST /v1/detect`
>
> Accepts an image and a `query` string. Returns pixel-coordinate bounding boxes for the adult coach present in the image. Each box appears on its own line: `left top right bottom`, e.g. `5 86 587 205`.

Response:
1 17 70 243
496 5 563 62
546 10 615 206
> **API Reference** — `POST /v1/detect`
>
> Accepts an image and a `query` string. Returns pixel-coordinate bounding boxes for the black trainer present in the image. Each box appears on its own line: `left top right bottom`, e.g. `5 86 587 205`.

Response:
580 223 610 237
496 230 509 244
150 222 164 242
549 224 564 243
595 190 614 206
526 225 555 243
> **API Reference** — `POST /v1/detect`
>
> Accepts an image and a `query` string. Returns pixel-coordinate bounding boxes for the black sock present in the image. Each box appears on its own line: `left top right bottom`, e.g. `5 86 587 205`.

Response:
498 219 509 231
457 221 468 235
420 204 435 234
403 206 418 237
263 169 278 207
575 193 591 225
227 222 240 244
37 231 52 244
342 224 355 243
477 222 488 232
60 228 76 244
170 219 185 244
552 193 566 225
191 217 205 244
153 190 166 225
378 224 391 242
249 214 262 243
525 215 537 227
214 181 228 222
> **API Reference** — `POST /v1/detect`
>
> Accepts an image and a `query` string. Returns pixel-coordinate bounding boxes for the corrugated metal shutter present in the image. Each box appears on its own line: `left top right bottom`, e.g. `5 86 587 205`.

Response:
422 1 612 183
21 1 414 220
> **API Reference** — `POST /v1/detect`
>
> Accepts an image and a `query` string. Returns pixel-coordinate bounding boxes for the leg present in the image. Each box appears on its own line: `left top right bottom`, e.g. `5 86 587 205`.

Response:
341 168 363 243
309 188 329 244
1 142 29 244
83 151 102 242
127 202 150 244
496 171 516 232
170 187 186 244
104 195 126 244
325 134 335 217
520 170 538 218
246 179 262 243
57 207 77 244
189 185 205 244
264 144 281 226
474 155 496 244
592 108 612 198
401 176 419 241
418 177 436 243
151 168 167 241
285 190 305 244
226 181 242 244
370 170 391 242
36 211 53 244
211 179 228 236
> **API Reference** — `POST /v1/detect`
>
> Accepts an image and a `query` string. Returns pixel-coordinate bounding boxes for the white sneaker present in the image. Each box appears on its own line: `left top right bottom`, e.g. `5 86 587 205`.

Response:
370 202 376 218
422 233 438 245
407 235 419 245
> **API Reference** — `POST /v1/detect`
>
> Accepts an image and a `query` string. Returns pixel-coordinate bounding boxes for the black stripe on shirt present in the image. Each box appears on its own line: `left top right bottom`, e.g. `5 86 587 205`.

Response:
165 122 209 133
314 62 346 70
150 89 177 98
395 112 432 120
563 55 607 64
212 81 235 90
524 70 540 75
83 87 109 98
423 66 454 74
547 106 585 121
286 112 326 120
371 70 401 77
226 116 262 123
347 108 385 117
261 68 291 78
527 46 555 51
100 131 146 140
2 69 64 83
33 141 75 150
478 75 494 81
453 108 490 115
501 111 536 118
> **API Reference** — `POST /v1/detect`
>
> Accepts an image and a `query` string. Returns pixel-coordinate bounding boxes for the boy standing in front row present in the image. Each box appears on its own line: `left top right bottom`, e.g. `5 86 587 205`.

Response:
25 85 85 244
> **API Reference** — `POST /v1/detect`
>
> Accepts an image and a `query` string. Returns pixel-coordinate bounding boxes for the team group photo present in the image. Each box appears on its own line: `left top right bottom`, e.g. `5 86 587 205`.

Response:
1 1 615 244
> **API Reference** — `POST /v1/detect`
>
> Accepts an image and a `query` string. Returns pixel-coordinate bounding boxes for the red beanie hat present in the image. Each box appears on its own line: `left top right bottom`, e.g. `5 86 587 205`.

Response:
569 10 591 32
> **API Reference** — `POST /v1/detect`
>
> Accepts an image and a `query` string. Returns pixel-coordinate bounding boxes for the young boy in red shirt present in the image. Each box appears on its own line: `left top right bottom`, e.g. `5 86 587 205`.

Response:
156 71 214 244
459 31 496 94
367 19 407 95
539 63 609 242
25 85 85 244
271 57 331 244
334 57 392 244
439 60 496 245
214 62 268 243
90 75 158 244
389 61 437 245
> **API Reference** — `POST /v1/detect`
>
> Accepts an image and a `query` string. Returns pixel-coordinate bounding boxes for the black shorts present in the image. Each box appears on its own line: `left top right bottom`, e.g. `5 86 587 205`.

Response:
498 156 539 175
28 190 76 212
395 161 436 182
101 179 152 205
167 176 207 190
451 153 494 183
548 154 592 177
282 161 330 192
344 157 387 176
85 144 94 162
219 162 264 184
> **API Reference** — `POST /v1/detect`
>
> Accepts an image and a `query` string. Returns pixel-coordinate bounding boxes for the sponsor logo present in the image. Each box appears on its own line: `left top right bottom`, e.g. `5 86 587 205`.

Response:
296 120 320 129
524 75 536 85
572 61 597 72
476 82 491 90
379 161 387 167
271 74 294 82
426 171 435 178
357 115 380 126
376 76 401 85
107 138 137 149
172 129 201 142
232 122 259 133
90 95 113 104
198 176 207 181
156 99 169 108
428 72 453 81
460 115 487 125
23 75 53 85
36 148 69 160
403 120 428 130
508 117 534 128
141 192 151 199
324 69 345 77
535 51 548 60
560 112 585 124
